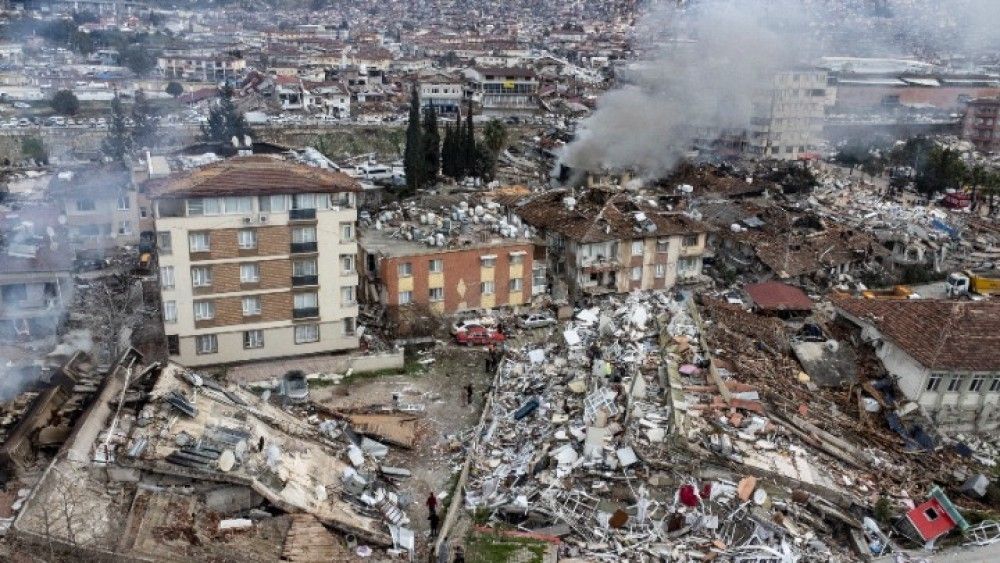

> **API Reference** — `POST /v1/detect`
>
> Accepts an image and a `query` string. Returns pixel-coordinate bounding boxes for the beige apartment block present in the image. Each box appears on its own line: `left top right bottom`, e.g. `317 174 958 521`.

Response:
148 156 361 367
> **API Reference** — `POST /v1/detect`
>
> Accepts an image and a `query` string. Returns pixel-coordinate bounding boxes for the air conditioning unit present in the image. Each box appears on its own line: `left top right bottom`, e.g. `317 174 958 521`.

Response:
259 214 269 223
243 216 254 224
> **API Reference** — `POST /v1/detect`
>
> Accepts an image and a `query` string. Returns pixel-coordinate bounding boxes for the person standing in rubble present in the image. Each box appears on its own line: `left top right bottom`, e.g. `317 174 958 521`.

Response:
428 510 440 537
465 383 474 406
426 491 437 514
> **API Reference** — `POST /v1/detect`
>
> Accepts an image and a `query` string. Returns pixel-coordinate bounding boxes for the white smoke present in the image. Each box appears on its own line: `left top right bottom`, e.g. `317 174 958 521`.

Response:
559 0 1000 178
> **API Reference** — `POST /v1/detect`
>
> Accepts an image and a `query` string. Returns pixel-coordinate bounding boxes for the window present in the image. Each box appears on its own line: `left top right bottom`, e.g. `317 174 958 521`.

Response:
678 257 699 272
167 335 180 356
947 376 962 392
244 329 264 349
193 301 215 321
160 266 176 289
116 194 130 210
970 376 985 392
480 256 497 268
341 286 356 305
631 240 644 256
163 300 177 323
140 206 148 218
481 281 495 295
429 287 444 301
189 232 210 253
533 268 545 288
343 317 356 336
293 259 318 276
399 290 413 304
294 324 320 344
340 222 354 241
990 378 1000 393
631 266 642 281
157 232 172 254
118 220 132 236
655 264 666 278
191 266 212 287
924 507 940 521
398 262 413 277
76 198 96 212
240 263 260 283
238 229 257 249
509 278 523 292
294 292 319 309
195 334 218 354
242 296 261 316
292 226 317 243
429 259 444 273
656 239 670 252
260 194 289 212
340 255 355 274
186 199 204 216
509 252 524 265
682 235 700 247
926 374 942 391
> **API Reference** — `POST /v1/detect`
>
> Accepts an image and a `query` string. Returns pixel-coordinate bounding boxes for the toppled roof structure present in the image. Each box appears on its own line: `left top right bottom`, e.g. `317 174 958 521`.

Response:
146 155 360 198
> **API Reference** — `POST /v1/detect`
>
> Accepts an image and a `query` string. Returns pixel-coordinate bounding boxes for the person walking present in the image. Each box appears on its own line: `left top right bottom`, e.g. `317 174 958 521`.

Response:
465 383 474 406
426 492 437 514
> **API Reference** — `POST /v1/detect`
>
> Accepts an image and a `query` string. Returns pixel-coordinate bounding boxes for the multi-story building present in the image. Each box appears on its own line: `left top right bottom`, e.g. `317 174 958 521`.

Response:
507 189 710 300
418 72 464 116
49 168 142 256
463 67 539 116
962 97 1000 153
359 228 536 321
0 248 72 342
148 156 361 367
744 70 829 161
157 53 247 82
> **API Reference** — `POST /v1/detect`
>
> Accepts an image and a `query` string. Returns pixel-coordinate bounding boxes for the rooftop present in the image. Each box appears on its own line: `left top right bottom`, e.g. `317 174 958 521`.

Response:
146 155 360 199
745 281 813 312
834 296 1000 372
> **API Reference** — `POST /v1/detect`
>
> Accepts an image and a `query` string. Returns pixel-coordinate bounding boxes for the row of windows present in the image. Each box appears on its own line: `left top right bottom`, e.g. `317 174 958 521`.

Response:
397 278 523 304
171 224 354 255
926 374 1000 393
396 253 526 278
163 287 356 323
160 256 354 290
184 193 353 217
187 321 355 355
74 195 132 212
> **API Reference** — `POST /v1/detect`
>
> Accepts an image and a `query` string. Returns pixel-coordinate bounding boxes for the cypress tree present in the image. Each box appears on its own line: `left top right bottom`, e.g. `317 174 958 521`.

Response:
453 109 465 179
462 99 476 178
403 84 424 193
441 123 454 179
422 104 440 184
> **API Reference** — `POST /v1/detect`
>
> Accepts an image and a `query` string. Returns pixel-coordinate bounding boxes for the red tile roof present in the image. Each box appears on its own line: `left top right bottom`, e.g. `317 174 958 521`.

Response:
146 156 360 199
745 281 813 311
833 296 1000 372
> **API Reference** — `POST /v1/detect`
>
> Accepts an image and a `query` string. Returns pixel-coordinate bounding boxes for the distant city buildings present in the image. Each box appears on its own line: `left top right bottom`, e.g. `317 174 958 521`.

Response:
962 97 1000 153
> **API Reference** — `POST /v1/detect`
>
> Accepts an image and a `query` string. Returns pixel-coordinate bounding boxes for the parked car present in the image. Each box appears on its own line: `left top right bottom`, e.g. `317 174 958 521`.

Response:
450 316 498 335
517 312 557 329
282 370 309 402
455 326 505 346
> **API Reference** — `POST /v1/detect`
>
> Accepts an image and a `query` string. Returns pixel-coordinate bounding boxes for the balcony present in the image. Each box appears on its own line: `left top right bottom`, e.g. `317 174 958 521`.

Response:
293 307 320 319
289 208 317 222
290 241 318 254
292 274 319 287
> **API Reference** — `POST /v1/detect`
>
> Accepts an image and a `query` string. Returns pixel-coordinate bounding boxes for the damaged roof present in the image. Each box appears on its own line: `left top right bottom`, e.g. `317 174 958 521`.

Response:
511 189 709 243
146 155 360 199
834 296 1000 372
745 281 813 312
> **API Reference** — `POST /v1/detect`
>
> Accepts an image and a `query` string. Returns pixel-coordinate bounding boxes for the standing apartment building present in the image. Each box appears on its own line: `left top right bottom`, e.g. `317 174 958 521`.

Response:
962 97 1000 153
463 67 539 116
508 189 710 300
148 156 361 367
744 69 829 160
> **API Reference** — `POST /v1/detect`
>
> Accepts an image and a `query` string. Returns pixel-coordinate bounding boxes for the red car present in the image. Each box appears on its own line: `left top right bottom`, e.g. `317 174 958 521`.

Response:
455 326 506 346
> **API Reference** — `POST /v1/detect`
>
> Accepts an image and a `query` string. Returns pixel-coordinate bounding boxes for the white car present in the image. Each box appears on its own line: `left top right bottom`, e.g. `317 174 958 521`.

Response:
517 312 557 330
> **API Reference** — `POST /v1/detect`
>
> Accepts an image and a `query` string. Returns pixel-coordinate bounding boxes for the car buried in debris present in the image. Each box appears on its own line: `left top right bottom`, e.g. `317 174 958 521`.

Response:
516 312 557 329
454 325 506 346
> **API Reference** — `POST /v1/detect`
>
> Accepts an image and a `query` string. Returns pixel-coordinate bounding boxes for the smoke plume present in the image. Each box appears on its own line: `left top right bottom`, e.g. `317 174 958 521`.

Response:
558 0 1000 178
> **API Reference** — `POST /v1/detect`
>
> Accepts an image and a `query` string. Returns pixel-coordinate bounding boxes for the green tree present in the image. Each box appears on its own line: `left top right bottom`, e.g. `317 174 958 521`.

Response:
122 44 156 76
450 109 466 180
966 164 989 213
482 119 508 159
201 85 253 144
472 144 495 181
461 100 476 178
403 84 424 193
102 93 132 168
914 147 965 197
422 104 440 184
165 81 184 98
50 89 80 115
131 89 157 149
21 137 48 164
985 171 1000 217
441 123 456 180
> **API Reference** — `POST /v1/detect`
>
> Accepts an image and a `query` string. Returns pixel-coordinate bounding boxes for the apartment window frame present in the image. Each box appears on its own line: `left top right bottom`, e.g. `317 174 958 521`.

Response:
195 334 218 355
429 259 444 273
240 263 261 284
157 231 172 254
160 266 175 289
509 277 523 292
238 229 257 250
293 259 318 277
242 295 262 316
116 194 130 210
162 300 177 324
75 198 96 212
678 257 699 273
509 252 525 265
654 263 666 278
341 286 356 306
243 329 264 349
682 235 700 248
969 375 985 393
294 324 320 344
191 266 212 287
631 266 642 282
480 281 496 295
398 290 413 305
340 222 355 242
429 287 444 302
291 226 317 244
656 239 670 253
343 317 356 336
631 240 644 256
926 374 942 392
193 300 215 321
398 262 413 277
947 375 962 392
990 377 1000 393
339 254 355 274
480 256 497 268
294 292 319 309
189 232 211 253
